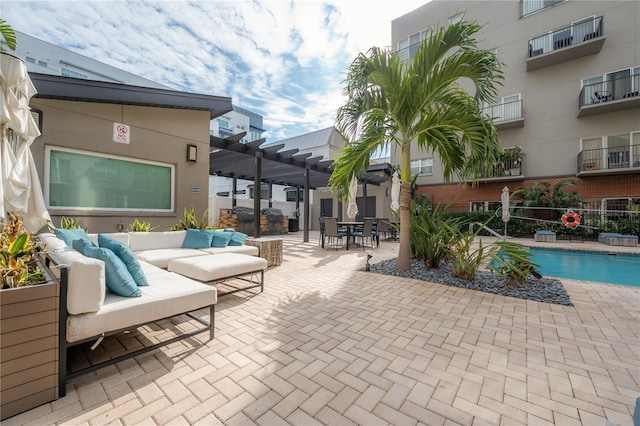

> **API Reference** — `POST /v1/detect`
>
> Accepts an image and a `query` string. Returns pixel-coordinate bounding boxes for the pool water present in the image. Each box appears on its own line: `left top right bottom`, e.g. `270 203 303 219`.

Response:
529 248 640 287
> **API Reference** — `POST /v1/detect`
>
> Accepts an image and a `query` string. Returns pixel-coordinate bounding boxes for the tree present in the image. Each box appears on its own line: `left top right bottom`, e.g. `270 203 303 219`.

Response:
1 19 17 51
330 20 504 270
512 179 583 220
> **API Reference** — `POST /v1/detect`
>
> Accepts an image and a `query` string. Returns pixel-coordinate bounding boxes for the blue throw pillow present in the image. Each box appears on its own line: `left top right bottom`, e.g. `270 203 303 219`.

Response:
228 231 248 246
54 228 92 247
182 228 214 249
72 239 140 297
211 230 233 247
98 234 148 286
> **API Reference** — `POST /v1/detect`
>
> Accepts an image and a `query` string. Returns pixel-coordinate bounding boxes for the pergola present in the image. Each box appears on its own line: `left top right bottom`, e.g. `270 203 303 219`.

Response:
209 134 392 241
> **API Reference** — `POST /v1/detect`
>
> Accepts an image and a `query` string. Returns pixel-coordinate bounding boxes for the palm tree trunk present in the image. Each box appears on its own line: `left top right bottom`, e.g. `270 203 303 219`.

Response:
396 141 412 271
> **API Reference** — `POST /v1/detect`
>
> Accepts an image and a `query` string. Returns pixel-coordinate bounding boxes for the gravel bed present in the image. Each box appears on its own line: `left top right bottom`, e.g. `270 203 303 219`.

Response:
368 258 573 306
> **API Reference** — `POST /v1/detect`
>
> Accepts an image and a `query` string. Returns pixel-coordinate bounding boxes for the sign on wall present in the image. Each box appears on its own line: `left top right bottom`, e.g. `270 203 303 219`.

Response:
113 122 130 144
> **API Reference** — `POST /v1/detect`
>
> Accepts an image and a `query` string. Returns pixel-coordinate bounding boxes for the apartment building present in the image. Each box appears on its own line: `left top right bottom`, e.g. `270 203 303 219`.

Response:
391 0 639 213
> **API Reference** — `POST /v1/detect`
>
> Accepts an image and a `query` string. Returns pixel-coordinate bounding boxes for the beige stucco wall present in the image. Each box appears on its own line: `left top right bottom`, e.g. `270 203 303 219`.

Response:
392 0 640 193
30 98 212 233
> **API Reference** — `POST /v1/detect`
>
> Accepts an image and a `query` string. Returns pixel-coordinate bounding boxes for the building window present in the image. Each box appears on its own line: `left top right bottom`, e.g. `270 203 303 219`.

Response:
449 12 464 25
38 60 47 68
46 147 174 211
286 189 304 202
410 158 433 175
582 66 640 103
26 56 36 64
218 119 230 130
249 185 269 200
397 28 432 61
61 68 88 79
521 0 565 17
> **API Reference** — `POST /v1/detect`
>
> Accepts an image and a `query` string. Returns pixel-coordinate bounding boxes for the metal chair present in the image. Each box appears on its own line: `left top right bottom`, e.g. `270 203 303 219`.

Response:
322 217 346 249
351 217 377 250
318 216 326 246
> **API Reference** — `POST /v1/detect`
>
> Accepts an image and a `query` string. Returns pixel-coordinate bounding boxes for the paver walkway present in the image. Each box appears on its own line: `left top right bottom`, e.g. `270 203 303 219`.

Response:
5 233 639 425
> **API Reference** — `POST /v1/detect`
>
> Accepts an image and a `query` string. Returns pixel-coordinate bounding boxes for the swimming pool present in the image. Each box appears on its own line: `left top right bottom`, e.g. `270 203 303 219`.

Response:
529 248 640 287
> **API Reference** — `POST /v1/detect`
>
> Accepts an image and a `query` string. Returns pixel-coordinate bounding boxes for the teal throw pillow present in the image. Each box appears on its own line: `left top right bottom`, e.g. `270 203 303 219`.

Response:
98 234 148 286
211 230 233 247
54 228 92 247
182 228 214 249
72 239 141 297
228 231 248 246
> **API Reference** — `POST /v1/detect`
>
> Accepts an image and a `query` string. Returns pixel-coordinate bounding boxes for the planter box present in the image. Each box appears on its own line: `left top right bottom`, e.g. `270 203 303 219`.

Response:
0 274 59 420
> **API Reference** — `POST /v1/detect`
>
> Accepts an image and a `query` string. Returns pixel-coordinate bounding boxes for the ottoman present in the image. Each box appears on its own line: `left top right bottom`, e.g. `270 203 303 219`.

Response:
168 253 268 296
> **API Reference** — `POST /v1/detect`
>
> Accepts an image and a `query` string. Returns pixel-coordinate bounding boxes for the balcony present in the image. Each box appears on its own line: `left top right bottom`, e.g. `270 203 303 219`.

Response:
578 75 640 117
481 156 525 181
578 145 640 176
527 16 604 71
482 99 524 130
520 0 565 17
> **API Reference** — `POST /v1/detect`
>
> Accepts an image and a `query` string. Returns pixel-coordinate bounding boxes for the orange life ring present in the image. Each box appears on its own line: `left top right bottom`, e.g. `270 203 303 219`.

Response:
561 210 581 228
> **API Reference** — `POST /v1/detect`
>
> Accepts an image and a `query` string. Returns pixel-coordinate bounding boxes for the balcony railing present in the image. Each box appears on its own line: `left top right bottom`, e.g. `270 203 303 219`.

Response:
579 75 640 107
578 145 640 173
520 0 564 17
528 16 603 58
483 156 524 179
482 99 524 129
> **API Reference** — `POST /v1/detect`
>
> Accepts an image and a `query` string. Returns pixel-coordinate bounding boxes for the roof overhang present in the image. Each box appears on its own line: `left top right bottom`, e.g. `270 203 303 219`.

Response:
29 73 232 119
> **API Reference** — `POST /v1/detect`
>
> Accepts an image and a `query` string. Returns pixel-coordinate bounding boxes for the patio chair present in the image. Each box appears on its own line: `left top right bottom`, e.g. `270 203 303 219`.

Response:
351 217 377 250
376 218 395 241
323 217 346 250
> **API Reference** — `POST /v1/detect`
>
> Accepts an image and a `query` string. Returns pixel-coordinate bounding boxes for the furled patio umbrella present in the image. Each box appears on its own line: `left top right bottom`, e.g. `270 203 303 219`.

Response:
501 186 510 238
346 175 358 220
1 53 50 232
390 171 400 214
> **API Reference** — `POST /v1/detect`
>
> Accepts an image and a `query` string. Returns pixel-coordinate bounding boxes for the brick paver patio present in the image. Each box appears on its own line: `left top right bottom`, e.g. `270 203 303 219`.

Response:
4 233 639 425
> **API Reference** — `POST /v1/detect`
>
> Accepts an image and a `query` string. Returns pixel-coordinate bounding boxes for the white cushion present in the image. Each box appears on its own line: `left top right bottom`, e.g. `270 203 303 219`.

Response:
168 253 267 282
38 232 68 252
66 272 217 343
52 246 106 315
199 245 259 256
134 248 208 269
89 232 130 247
129 231 186 251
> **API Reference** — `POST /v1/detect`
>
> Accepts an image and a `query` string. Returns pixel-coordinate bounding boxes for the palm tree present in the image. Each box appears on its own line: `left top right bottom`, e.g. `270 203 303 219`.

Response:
1 19 17 51
330 20 504 270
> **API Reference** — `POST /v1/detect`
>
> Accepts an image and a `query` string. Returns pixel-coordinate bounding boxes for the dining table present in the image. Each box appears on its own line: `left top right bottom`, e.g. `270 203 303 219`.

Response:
337 221 363 250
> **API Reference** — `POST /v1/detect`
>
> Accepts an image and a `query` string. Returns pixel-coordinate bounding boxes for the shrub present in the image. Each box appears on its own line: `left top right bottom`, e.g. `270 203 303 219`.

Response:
170 207 217 230
489 241 542 287
410 199 462 268
450 221 499 280
129 219 155 232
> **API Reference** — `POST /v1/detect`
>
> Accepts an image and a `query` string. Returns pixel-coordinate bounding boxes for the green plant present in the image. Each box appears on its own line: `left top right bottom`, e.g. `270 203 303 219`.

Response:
129 219 156 232
450 221 499 280
57 216 87 231
170 207 216 230
489 241 542 287
1 213 46 288
410 199 462 268
0 19 17 52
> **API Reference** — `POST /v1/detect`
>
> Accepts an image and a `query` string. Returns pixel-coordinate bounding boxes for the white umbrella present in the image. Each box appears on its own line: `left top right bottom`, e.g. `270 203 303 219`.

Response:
501 186 510 237
390 171 400 213
346 175 358 220
1 53 51 232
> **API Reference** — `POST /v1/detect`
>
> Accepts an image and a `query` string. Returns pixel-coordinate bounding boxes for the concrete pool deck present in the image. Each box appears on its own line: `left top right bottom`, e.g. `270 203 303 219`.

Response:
4 232 639 425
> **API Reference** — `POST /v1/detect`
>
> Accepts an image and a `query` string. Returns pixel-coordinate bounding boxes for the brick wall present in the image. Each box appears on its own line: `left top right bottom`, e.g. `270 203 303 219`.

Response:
416 174 640 207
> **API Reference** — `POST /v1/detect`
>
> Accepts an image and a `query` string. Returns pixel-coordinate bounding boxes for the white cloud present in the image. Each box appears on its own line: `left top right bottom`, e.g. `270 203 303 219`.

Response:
3 0 427 141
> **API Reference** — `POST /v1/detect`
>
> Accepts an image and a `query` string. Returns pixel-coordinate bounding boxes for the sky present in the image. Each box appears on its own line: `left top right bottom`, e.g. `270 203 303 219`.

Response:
3 0 427 142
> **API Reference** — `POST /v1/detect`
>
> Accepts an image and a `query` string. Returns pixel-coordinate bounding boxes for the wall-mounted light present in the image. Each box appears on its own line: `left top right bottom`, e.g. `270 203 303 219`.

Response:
186 144 197 162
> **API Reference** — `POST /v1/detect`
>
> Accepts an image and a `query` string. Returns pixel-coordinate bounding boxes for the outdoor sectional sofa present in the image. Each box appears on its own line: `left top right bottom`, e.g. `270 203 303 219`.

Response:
38 229 268 397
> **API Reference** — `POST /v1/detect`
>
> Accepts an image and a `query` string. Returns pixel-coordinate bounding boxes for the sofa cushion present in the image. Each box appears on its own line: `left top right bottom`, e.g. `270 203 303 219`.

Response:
73 239 141 297
200 245 259 256
38 232 68 252
54 228 92 247
66 271 217 343
134 248 209 269
182 229 215 249
129 230 186 251
52 245 106 315
211 230 233 248
98 234 148 286
89 232 130 247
